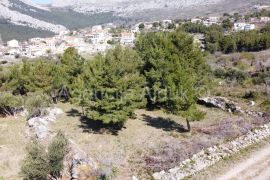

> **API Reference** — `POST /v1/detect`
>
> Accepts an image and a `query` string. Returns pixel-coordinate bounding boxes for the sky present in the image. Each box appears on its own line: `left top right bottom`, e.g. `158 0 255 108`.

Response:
32 0 52 4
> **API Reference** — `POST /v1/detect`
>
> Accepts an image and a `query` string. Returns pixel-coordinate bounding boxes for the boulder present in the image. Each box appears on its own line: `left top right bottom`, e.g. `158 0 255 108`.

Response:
36 125 48 139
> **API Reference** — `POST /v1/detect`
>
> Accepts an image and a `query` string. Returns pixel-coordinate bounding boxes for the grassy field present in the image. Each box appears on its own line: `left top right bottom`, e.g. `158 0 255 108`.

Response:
49 102 266 179
0 116 27 180
0 99 268 179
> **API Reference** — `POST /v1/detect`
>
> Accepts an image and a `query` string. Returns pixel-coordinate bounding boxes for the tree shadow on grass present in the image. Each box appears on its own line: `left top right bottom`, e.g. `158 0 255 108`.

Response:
66 108 81 117
142 114 188 133
79 116 123 136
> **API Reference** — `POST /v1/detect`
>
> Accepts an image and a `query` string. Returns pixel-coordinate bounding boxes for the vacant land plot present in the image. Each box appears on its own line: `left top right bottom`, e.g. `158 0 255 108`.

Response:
51 103 269 179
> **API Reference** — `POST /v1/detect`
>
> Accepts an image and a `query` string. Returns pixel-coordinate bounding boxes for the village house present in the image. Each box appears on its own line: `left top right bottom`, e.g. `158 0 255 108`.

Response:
203 17 220 26
234 23 256 31
92 25 103 32
7 39 19 48
89 30 106 44
120 32 136 46
260 17 270 23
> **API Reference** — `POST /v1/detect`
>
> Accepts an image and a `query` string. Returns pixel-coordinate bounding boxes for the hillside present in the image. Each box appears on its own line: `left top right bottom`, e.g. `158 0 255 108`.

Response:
0 0 121 41
51 0 270 19
1 0 270 42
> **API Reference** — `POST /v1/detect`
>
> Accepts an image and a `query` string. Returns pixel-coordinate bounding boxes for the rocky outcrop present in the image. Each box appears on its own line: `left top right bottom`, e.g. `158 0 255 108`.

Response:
153 123 270 180
0 0 67 33
198 97 265 117
27 107 63 139
63 140 98 180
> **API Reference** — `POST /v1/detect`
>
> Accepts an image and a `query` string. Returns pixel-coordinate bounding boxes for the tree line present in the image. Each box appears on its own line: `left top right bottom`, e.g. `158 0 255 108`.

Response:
182 22 270 54
0 28 209 128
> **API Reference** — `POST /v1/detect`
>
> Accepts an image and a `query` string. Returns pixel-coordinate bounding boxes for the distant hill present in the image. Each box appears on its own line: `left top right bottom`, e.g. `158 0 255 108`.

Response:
0 0 270 41
0 19 54 42
51 0 270 20
0 0 121 42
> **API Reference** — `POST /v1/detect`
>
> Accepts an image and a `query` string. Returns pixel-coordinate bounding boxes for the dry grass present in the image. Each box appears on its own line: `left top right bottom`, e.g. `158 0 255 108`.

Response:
0 116 28 180
0 100 268 179
50 102 269 179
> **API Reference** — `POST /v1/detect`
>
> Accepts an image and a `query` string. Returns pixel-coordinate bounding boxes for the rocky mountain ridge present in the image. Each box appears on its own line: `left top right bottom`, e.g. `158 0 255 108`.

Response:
0 0 66 33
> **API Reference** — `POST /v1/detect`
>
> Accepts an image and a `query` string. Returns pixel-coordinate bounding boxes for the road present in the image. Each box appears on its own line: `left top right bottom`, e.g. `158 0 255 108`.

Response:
218 143 270 180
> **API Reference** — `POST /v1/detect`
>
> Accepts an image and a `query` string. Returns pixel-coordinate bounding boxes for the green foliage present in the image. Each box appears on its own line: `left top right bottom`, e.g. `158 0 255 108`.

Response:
153 22 160 28
252 71 270 85
182 105 206 122
214 68 249 84
220 36 237 54
0 92 23 116
5 60 55 94
76 46 146 125
182 22 208 34
21 132 69 180
139 23 145 30
183 22 270 54
47 131 69 178
222 18 233 30
24 92 50 117
136 29 209 117
20 140 49 180
243 91 258 100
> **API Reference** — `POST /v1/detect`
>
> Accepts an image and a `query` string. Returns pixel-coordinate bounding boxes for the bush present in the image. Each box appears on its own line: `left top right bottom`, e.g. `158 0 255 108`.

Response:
243 91 258 100
25 92 51 118
0 92 23 116
47 131 69 178
21 132 69 179
20 140 49 180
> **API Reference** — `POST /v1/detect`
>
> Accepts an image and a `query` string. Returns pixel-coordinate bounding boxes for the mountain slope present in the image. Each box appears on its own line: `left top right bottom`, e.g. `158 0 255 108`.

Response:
51 0 270 20
0 0 67 33
0 0 121 41
1 0 270 42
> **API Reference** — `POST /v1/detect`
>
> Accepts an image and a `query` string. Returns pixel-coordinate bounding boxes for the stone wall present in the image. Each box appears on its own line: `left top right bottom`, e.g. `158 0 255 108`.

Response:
153 123 270 180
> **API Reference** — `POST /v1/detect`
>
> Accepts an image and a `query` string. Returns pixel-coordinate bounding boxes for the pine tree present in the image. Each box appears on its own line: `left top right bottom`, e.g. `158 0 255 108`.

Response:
136 29 209 128
80 46 146 125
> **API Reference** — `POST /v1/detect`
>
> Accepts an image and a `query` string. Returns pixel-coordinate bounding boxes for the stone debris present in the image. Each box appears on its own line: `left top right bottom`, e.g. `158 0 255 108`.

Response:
27 107 63 139
153 123 270 180
198 97 265 117
67 140 98 180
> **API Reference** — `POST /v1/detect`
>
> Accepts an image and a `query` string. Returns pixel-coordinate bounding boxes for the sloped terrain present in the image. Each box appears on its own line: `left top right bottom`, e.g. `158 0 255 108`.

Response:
0 0 120 41
51 0 270 20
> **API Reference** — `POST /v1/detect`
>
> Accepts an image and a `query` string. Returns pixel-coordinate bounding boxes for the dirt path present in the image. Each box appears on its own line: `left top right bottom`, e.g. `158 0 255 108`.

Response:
218 143 270 180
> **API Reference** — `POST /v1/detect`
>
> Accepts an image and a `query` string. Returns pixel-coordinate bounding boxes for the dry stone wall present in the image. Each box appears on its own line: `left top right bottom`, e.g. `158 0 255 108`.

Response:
153 96 269 179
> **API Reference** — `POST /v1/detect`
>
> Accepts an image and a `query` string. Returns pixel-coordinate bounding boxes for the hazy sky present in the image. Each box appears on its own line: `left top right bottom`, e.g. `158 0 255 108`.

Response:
32 0 52 4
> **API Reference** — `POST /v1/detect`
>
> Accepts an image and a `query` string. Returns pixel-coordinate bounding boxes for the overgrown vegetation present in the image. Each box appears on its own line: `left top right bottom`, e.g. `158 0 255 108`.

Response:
20 131 69 180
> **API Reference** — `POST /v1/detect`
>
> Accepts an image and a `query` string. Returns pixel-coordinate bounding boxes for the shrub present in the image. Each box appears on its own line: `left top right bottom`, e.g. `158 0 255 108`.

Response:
20 140 49 180
21 132 69 180
25 92 51 118
0 92 23 116
243 91 258 100
47 131 69 178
